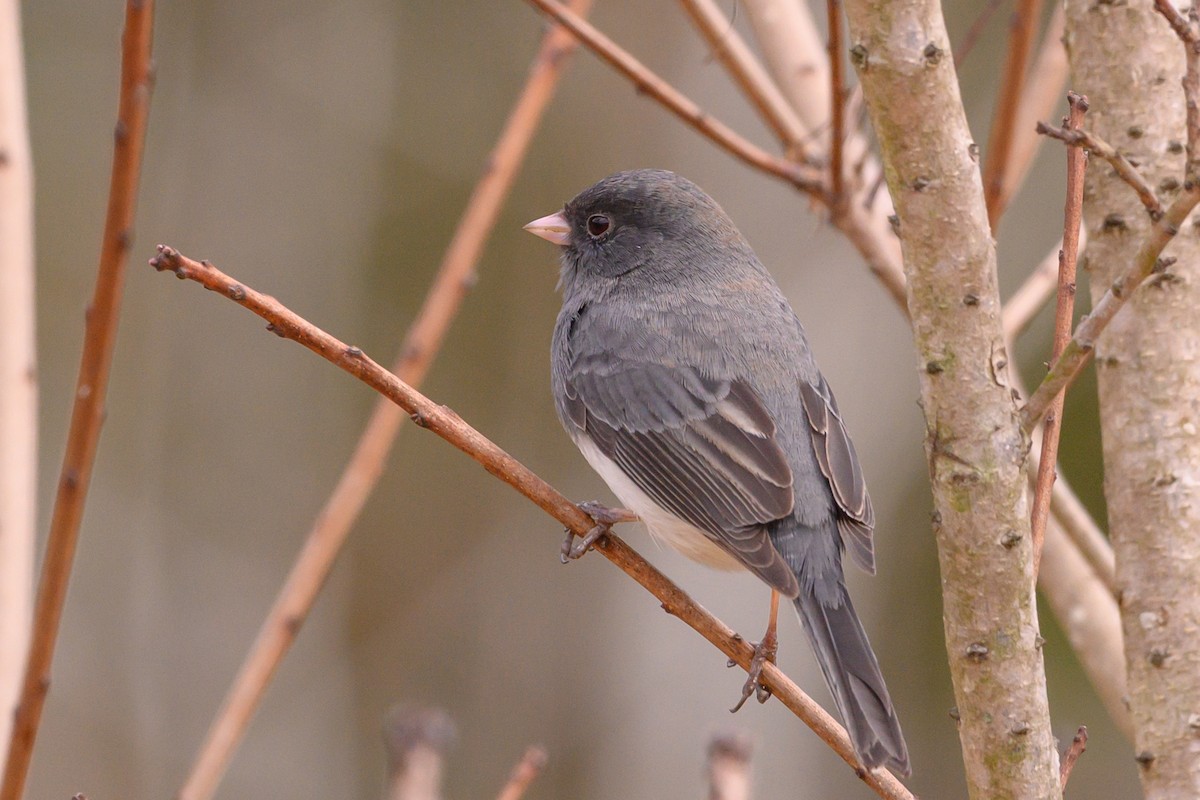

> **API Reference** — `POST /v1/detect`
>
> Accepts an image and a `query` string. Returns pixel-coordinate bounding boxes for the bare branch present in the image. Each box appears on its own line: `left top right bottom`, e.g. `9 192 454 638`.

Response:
742 0 832 143
381 706 456 800
707 731 753 800
678 0 813 160
1002 236 1072 341
0 0 35 763
174 8 592 798
1058 726 1088 789
992 5 1069 220
493 746 548 800
827 0 846 210
0 4 154 797
1019 181 1200 434
148 246 916 800
1036 122 1163 218
954 0 1006 67
525 0 827 197
1046 470 1115 595
1031 92 1087 576
983 0 1046 226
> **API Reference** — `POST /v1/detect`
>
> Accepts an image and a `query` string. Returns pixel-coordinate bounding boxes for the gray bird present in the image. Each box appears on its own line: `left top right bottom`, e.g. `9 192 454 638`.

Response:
525 169 909 776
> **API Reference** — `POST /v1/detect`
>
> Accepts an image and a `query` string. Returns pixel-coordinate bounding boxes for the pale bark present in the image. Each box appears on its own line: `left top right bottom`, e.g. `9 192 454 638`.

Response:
843 1 1060 797
1065 2 1200 796
0 0 35 761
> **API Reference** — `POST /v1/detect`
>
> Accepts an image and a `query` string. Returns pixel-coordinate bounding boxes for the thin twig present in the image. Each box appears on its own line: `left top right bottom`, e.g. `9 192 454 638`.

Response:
1001 236 1070 341
174 7 592 798
827 0 846 211
493 746 548 800
707 731 753 800
523 0 828 199
1021 179 1200 434
1154 0 1200 182
0 3 154 797
953 0 1006 67
1058 725 1088 789
991 4 1069 221
1036 122 1163 219
1031 92 1087 577
678 0 814 161
983 0 1046 226
149 246 916 800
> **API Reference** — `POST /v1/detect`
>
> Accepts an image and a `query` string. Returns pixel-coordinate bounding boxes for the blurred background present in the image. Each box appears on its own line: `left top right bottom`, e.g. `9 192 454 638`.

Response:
21 0 1126 797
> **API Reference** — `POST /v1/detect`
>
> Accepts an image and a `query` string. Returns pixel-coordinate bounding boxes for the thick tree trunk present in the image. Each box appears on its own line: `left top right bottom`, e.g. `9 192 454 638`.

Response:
843 2 1060 797
1065 2 1200 796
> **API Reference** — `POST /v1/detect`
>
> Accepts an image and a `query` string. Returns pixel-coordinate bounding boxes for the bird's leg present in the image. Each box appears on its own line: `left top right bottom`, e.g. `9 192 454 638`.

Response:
731 589 781 712
561 501 639 562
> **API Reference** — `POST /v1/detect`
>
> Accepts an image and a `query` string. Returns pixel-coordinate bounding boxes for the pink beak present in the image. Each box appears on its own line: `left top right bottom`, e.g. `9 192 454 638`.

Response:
524 211 571 246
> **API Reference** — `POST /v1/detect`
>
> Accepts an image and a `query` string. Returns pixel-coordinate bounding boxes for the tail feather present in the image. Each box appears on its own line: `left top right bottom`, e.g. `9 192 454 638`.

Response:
794 587 910 776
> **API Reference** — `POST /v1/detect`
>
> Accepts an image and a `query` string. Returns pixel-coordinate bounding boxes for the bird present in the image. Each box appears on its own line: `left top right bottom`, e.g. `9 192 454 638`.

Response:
524 168 909 776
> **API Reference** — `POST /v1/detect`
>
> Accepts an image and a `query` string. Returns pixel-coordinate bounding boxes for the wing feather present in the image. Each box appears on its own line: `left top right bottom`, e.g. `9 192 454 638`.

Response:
799 377 876 574
563 364 799 595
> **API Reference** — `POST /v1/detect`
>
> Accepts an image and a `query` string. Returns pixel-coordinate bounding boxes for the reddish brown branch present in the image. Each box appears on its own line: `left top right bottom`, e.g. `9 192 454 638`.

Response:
1036 122 1163 218
149 246 915 800
983 0 1045 226
173 8 592 799
1059 725 1088 789
523 0 828 199
1031 92 1087 577
0 3 154 797
827 0 846 210
493 746 548 800
678 0 813 161
992 5 1069 220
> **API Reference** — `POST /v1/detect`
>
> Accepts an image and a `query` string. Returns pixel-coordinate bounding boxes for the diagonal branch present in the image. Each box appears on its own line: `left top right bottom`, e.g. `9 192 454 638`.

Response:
991 4 1069 222
148 246 915 800
1036 122 1163 219
1020 182 1200 434
983 0 1045 226
1030 91 1087 577
678 0 813 161
174 7 593 798
493 746 548 800
0 3 155 798
524 0 827 197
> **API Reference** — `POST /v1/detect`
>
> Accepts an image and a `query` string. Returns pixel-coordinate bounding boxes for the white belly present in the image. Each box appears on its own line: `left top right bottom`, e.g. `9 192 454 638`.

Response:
575 436 745 571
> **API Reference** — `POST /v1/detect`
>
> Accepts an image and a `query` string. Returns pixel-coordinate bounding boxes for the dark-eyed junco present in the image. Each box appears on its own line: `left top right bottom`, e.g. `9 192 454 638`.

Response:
525 169 909 775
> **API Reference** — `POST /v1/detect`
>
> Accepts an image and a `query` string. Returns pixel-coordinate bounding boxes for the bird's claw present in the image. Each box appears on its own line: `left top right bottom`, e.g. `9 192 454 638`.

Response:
730 637 777 712
560 501 638 563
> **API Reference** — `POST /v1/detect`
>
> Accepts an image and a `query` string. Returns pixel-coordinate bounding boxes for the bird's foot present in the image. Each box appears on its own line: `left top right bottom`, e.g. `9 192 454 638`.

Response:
560 501 638 563
730 637 777 712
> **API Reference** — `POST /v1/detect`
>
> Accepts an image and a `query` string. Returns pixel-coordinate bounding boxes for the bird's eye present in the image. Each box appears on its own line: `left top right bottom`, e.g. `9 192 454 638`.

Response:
586 214 611 238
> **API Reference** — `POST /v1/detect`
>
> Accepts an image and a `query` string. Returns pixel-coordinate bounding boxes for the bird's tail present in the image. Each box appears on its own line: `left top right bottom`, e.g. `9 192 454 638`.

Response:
793 586 910 776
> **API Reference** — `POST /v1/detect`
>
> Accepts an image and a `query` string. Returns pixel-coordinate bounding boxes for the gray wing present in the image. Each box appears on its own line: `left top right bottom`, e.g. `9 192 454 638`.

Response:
798 375 876 574
563 364 800 597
